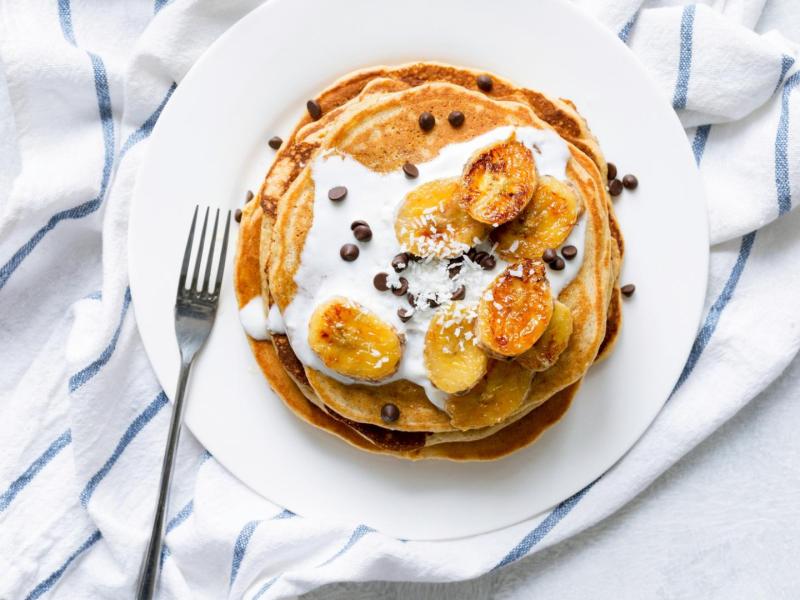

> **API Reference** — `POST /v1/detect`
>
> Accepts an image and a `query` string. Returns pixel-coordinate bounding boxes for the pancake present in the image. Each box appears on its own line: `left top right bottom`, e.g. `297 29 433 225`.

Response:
234 63 624 460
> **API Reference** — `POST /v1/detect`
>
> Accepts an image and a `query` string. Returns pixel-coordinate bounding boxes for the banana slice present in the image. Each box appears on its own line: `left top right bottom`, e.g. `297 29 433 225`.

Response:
424 303 488 395
494 176 580 260
460 135 537 226
308 297 403 382
446 360 533 430
395 178 488 258
516 301 573 371
477 259 553 357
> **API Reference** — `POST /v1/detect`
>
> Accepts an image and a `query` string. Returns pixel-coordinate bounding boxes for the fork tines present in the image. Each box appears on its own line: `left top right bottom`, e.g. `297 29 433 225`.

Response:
178 206 231 299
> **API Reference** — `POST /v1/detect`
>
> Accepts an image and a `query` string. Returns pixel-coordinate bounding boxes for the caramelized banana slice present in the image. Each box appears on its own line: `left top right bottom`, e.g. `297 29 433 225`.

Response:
395 178 487 258
308 297 403 382
424 303 488 394
460 135 537 226
494 176 580 260
477 259 553 357
516 301 573 371
446 360 533 430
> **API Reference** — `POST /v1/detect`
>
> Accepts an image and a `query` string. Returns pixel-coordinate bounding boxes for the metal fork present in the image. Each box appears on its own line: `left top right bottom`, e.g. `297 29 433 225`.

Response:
136 206 231 600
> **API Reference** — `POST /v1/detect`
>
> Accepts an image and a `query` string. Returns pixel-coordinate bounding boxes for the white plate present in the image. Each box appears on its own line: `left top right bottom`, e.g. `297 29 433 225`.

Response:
129 0 708 540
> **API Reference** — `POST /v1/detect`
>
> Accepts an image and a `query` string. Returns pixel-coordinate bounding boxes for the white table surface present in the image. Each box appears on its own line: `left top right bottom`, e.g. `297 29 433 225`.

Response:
2 4 798 597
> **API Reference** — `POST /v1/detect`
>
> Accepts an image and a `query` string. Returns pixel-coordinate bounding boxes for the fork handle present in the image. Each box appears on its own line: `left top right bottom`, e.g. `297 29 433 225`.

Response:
136 358 193 600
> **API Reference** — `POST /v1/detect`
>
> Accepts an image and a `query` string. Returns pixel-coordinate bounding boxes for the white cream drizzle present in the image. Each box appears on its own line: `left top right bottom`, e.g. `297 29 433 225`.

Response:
244 125 587 410
267 303 286 334
239 297 270 340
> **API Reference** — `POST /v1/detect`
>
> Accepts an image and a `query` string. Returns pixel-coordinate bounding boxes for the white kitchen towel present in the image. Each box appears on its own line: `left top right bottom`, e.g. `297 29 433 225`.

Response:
1 0 799 598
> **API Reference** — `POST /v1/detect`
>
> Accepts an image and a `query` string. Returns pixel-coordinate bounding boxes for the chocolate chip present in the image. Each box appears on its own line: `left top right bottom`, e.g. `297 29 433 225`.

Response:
234 208 242 223
340 244 359 261
607 162 617 181
476 74 493 92
467 247 478 261
622 174 638 190
427 297 441 308
621 283 636 297
353 224 372 241
328 186 347 202
447 261 462 279
391 277 409 296
448 111 465 128
350 219 368 230
451 285 466 301
608 179 623 197
392 252 410 272
373 272 389 291
472 251 489 265
268 136 283 150
561 245 578 260
419 111 435 132
542 248 557 263
381 403 400 423
245 190 254 203
397 307 413 323
306 99 322 120
550 257 565 271
479 254 496 270
402 162 419 178
407 292 417 307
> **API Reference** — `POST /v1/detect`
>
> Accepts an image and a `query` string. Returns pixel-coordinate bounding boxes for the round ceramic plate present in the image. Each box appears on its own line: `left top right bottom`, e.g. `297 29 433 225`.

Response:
129 0 708 540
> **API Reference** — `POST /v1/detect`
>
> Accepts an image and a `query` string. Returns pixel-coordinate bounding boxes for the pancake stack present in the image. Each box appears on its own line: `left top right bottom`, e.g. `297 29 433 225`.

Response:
234 62 624 460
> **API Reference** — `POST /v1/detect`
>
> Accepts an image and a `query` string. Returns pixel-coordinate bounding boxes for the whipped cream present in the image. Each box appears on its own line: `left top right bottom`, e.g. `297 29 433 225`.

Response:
239 297 288 340
276 126 585 409
239 296 270 340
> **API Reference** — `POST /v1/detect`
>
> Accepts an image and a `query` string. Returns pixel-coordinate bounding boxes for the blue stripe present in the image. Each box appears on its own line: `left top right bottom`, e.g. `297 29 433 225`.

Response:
160 545 173 567
69 288 131 392
273 508 294 520
119 83 177 159
0 0 115 292
160 499 195 568
774 55 796 94
57 0 76 44
691 125 711 165
226 509 296 592
775 72 800 216
318 524 374 568
80 391 169 506
166 499 195 533
161 453 215 564
0 200 103 291
231 520 261 587
618 12 638 44
674 233 756 391
25 530 102 600
0 430 72 512
252 576 279 600
492 479 597 570
672 5 696 110
88 53 115 199
154 0 171 13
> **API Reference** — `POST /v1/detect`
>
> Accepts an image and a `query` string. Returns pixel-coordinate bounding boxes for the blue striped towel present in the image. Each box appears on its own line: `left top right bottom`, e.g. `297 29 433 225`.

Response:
1 1 799 598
